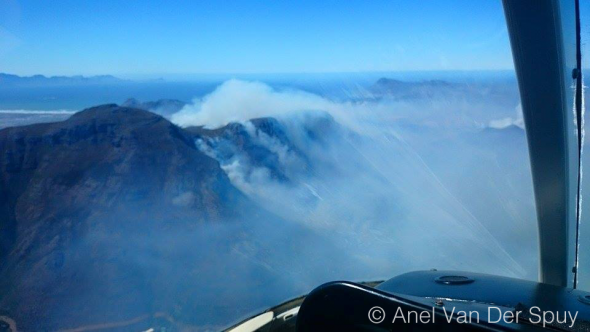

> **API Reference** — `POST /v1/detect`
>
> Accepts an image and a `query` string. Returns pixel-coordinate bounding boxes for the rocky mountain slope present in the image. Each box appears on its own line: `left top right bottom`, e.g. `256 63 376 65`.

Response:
0 104 358 331
0 105 261 330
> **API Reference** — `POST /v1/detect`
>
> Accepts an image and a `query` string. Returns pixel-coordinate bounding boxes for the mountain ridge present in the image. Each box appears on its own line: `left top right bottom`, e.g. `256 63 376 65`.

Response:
0 104 261 330
0 73 124 87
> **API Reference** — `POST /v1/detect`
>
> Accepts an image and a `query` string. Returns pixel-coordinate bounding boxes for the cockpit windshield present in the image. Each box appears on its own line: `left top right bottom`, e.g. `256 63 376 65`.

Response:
0 1 544 330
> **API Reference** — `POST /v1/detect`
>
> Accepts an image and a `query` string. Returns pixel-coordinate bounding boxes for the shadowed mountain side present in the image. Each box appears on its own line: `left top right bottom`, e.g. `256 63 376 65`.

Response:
184 117 308 183
0 105 355 330
0 105 244 247
183 113 345 184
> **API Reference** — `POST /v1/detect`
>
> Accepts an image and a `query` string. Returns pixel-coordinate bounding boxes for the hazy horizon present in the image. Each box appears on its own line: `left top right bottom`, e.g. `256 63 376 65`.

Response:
1 68 520 80
0 69 521 113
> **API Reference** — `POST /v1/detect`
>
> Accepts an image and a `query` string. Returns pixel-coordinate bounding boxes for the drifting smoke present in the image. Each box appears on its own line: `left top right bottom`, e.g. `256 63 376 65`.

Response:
173 79 524 134
486 104 525 129
172 80 329 128
171 79 538 284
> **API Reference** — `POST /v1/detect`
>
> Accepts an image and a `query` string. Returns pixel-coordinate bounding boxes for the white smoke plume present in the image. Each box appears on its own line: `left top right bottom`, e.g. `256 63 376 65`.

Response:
171 79 538 282
172 79 339 128
172 79 519 137
487 104 525 129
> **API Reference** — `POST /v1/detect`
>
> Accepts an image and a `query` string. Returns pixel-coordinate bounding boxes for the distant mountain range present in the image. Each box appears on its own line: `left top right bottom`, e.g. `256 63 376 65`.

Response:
370 78 467 100
369 77 519 103
0 73 124 87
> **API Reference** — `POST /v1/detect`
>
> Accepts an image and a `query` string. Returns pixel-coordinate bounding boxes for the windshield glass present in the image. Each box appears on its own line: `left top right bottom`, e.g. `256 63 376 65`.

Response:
0 1 538 330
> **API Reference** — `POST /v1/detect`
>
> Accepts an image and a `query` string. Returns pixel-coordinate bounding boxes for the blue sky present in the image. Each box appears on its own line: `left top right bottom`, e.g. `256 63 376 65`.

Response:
0 0 541 77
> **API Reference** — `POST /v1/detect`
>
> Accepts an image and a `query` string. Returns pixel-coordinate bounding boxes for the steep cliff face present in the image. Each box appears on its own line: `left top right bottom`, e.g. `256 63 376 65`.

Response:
0 105 254 330
184 113 341 185
185 117 306 183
